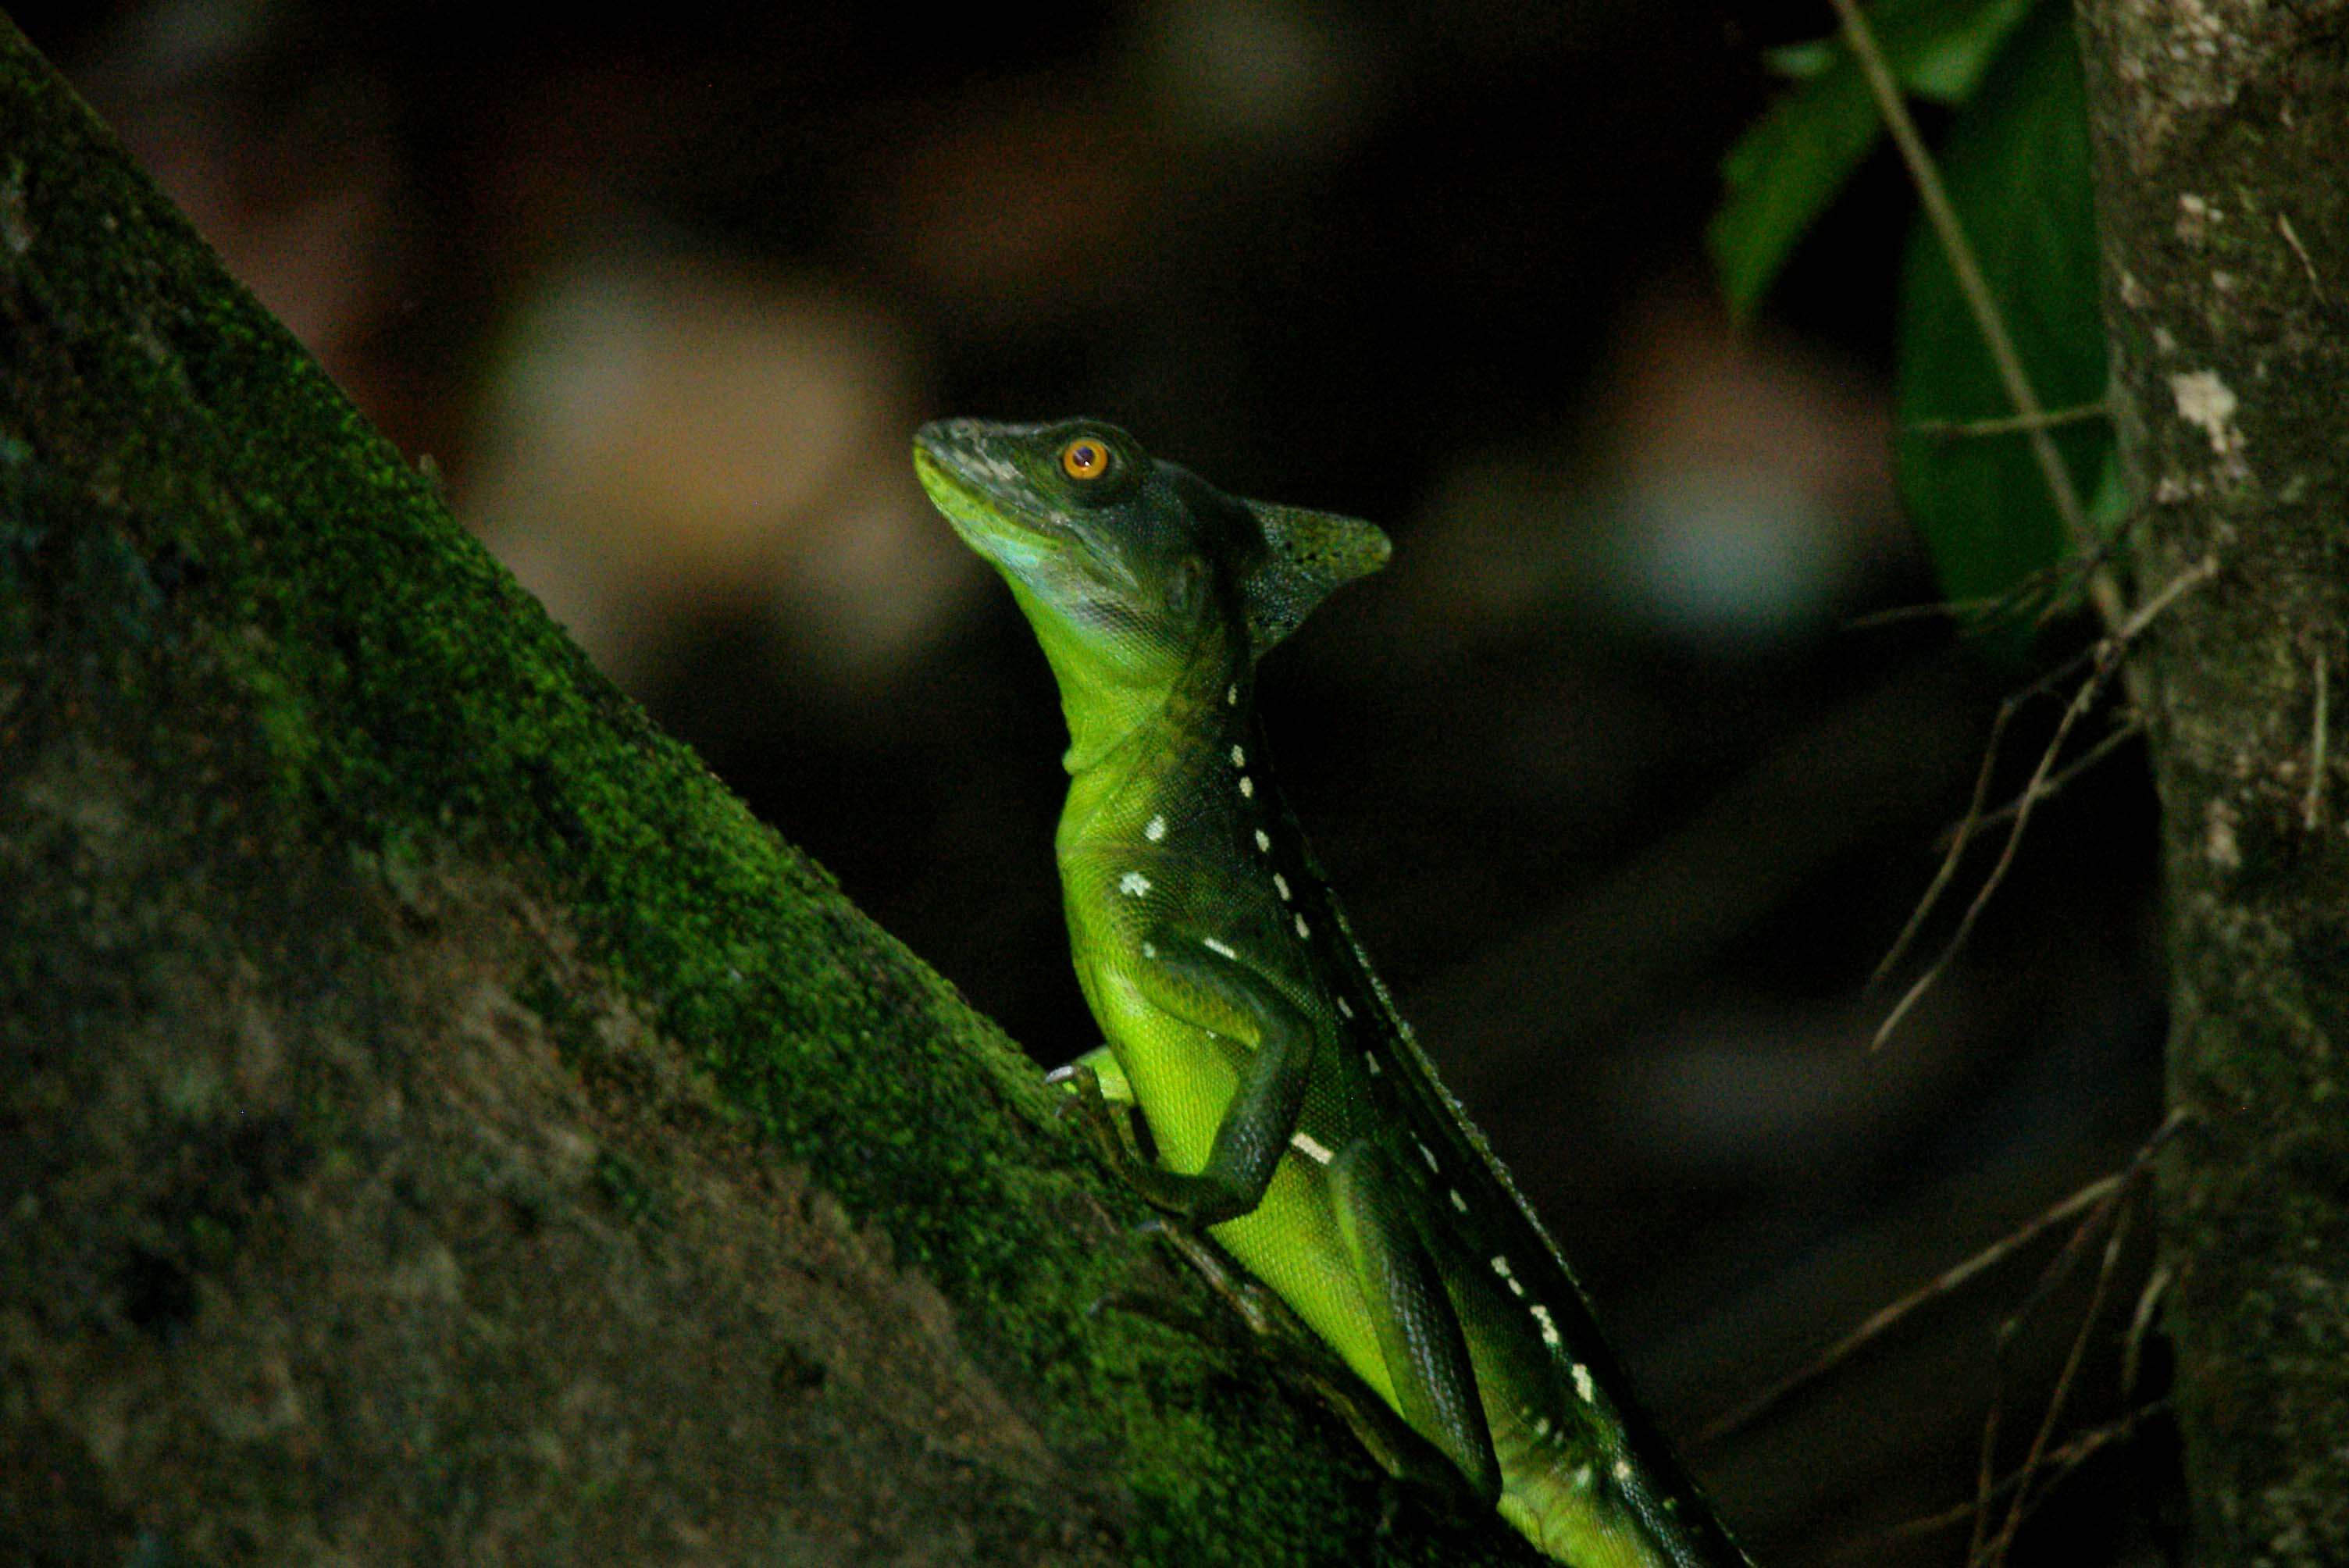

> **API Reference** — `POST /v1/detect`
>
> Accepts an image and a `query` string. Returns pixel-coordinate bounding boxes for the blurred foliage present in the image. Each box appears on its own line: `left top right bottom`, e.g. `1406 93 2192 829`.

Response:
1713 0 2108 624
1710 0 2036 314
1893 1 2105 618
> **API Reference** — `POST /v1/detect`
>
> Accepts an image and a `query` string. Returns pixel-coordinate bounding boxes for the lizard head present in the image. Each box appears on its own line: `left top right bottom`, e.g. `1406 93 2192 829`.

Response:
914 417 1390 690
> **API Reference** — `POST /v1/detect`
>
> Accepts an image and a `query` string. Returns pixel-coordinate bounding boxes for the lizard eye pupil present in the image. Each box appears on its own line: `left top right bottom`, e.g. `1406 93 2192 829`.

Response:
1060 440 1108 481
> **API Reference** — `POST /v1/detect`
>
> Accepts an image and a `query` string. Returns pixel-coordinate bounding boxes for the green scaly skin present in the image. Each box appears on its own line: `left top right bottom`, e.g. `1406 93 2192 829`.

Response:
915 418 1752 1568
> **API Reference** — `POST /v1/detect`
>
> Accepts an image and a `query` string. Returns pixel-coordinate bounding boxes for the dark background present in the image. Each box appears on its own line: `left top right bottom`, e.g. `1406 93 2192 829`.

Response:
16 4 2172 1563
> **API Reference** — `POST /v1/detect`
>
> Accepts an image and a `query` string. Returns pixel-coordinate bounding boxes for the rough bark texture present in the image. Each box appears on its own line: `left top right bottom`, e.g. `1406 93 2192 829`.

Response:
0 23 1543 1566
2075 1 2349 1561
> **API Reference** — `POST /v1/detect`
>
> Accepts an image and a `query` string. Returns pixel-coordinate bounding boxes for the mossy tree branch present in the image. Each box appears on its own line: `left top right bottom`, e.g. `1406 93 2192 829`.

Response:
2074 0 2349 1560
0 22 1540 1566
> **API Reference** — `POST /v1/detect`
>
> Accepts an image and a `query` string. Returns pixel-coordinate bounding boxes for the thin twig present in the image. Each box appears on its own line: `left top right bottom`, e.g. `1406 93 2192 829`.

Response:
1881 1399 2171 1542
1910 401 2112 440
1965 1325 2015 1559
1845 594 2016 631
1825 0 2126 638
1877 662 2111 1049
2122 1262 2173 1402
1938 711 2144 848
2305 650 2329 832
1848 497 2141 637
2278 212 2323 294
1873 611 2120 988
2115 553 2221 641
1965 1169 2123 1564
1698 1170 2122 1443
1872 693 2021 989
1702 1112 2184 1447
1875 558 2215 1049
1977 1201 2137 1567
1961 1111 2184 1564
2009 1113 2183 1335
2033 490 2148 629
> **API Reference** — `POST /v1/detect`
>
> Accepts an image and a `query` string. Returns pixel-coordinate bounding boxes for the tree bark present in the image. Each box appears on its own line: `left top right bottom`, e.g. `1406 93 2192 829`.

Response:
2075 1 2349 1560
0 22 1543 1566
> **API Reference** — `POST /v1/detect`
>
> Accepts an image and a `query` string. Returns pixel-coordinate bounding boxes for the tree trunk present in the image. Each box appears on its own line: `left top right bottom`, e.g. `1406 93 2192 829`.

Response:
0 22 1541 1566
2075 1 2349 1560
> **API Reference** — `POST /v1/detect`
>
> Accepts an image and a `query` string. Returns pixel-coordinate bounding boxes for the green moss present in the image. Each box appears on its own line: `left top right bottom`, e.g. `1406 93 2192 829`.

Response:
590 1150 663 1224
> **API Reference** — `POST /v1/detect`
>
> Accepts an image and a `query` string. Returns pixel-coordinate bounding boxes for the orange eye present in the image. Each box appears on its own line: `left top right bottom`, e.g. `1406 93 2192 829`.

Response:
1060 438 1109 481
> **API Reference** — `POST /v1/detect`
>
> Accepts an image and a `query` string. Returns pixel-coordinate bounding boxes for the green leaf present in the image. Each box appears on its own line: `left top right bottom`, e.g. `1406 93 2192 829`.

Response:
1709 0 2046 316
1893 0 2107 620
1900 0 2039 101
1712 59 1885 316
1764 39 1843 80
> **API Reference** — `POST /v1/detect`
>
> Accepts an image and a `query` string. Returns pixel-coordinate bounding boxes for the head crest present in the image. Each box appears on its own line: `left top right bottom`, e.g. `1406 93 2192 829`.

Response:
1238 501 1392 653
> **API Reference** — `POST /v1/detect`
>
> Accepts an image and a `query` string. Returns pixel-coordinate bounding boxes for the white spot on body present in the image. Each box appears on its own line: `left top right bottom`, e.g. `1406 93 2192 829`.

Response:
1227 684 1239 706
1253 829 1271 852
1532 1303 1562 1349
1572 1363 1595 1404
1533 1417 1552 1438
1363 1052 1381 1075
1239 775 1255 798
1274 873 1292 901
1506 1277 1526 1298
1490 1255 1513 1279
1294 914 1310 938
1231 744 1246 766
1145 815 1167 843
1119 871 1152 897
1336 997 1353 1018
1289 1131 1335 1164
1449 1188 1467 1213
1203 937 1239 959
1141 942 1157 958
1417 1141 1437 1172
1613 1458 1634 1484
1573 1466 1594 1491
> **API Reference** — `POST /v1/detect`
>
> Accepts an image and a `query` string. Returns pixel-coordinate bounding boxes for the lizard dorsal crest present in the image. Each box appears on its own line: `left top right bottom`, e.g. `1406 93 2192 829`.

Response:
1239 501 1391 654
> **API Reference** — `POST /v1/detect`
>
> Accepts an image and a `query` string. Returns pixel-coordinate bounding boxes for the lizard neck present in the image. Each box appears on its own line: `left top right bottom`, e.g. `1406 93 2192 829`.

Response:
1055 632 1252 856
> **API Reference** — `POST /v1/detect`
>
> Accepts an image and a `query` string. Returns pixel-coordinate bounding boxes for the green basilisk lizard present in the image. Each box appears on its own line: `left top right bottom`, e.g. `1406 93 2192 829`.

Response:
915 417 1751 1567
